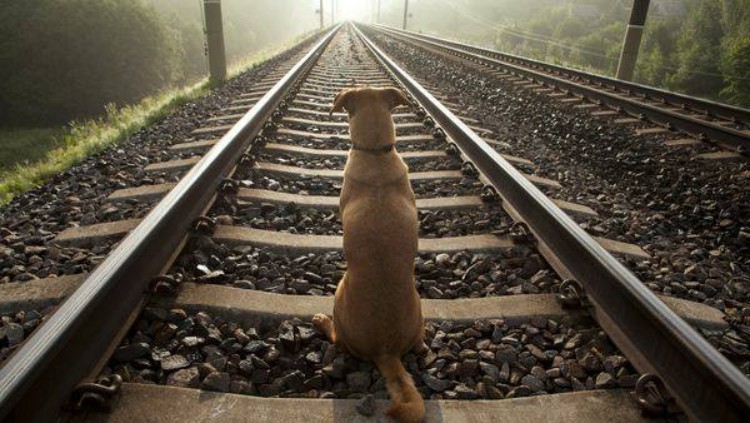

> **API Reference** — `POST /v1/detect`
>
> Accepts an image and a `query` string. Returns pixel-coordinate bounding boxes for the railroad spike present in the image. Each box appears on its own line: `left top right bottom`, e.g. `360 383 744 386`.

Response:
445 143 460 157
263 121 278 133
461 161 478 176
557 279 589 309
238 152 255 167
508 221 536 245
193 215 217 235
634 373 681 417
253 135 268 147
148 274 181 296
217 178 240 212
68 374 122 413
220 178 239 195
480 185 500 203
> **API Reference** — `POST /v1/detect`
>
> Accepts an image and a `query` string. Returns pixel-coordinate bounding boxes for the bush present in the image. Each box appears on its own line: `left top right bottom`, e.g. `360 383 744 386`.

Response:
0 0 183 125
720 37 750 107
144 0 207 82
666 0 725 99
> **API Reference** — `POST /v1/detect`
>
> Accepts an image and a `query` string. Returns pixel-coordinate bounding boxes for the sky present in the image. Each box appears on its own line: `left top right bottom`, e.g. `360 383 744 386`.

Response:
333 0 371 21
318 0 412 23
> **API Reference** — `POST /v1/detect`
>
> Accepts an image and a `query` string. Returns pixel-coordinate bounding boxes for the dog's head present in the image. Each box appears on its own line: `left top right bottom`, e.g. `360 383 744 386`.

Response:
330 87 411 116
330 87 412 148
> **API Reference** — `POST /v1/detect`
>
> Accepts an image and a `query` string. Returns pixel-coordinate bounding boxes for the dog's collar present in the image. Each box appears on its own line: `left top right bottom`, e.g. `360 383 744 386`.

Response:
351 144 395 153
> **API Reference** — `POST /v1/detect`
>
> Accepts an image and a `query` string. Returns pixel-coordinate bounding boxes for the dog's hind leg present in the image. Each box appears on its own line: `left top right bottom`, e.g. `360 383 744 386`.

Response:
411 321 427 354
412 341 428 355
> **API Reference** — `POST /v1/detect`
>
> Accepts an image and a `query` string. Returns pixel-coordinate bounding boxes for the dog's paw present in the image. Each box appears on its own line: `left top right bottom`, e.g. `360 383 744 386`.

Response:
312 313 335 342
312 313 331 329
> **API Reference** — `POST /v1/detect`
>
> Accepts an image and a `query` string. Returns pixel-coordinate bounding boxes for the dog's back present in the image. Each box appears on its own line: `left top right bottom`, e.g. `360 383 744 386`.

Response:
336 151 422 358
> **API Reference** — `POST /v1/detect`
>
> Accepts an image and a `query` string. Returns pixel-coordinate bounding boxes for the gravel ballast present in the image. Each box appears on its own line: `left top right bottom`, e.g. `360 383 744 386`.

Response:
107 309 635 400
168 236 559 298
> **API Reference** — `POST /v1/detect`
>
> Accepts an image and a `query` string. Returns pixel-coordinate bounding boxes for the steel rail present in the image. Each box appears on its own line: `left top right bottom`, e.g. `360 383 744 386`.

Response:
0 25 341 422
376 24 750 127
373 24 750 155
353 23 750 423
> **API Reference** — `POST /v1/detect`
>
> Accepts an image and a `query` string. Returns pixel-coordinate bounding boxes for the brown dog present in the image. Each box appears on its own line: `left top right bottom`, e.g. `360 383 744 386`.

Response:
313 87 425 423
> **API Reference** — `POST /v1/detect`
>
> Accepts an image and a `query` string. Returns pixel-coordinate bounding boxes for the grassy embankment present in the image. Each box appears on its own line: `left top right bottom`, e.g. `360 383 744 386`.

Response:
0 31 316 205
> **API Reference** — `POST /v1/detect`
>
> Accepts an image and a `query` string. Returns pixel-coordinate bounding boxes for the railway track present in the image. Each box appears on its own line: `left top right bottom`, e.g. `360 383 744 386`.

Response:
0 23 749 422
371 25 750 161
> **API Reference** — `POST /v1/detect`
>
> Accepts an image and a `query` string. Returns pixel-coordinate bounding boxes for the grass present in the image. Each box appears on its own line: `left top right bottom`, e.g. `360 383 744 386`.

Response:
0 85 210 204
0 30 317 205
0 127 67 170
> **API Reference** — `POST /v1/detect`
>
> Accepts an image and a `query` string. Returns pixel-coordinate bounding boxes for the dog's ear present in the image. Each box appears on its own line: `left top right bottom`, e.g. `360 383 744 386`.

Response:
382 88 412 111
330 88 356 116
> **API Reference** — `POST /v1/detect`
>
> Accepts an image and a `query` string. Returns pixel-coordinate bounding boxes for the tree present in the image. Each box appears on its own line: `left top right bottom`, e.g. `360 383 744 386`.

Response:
717 0 750 106
0 0 183 125
719 37 750 107
143 0 207 82
667 0 725 99
636 19 679 86
555 18 586 40
719 0 750 38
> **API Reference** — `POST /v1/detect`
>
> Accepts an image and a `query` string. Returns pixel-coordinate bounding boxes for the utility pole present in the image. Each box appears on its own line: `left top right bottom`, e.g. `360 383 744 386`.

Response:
331 0 335 24
616 0 650 81
403 0 409 30
203 0 227 83
377 0 381 23
319 0 324 29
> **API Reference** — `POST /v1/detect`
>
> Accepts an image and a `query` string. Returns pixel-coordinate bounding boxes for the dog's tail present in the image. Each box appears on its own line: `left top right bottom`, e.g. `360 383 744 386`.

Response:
374 355 425 423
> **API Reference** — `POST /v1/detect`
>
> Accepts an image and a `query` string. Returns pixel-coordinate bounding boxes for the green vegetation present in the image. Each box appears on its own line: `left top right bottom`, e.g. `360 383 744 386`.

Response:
0 32 314 205
0 0 184 125
400 0 750 107
0 0 318 204
0 84 207 204
0 128 66 170
0 0 318 126
144 0 317 75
